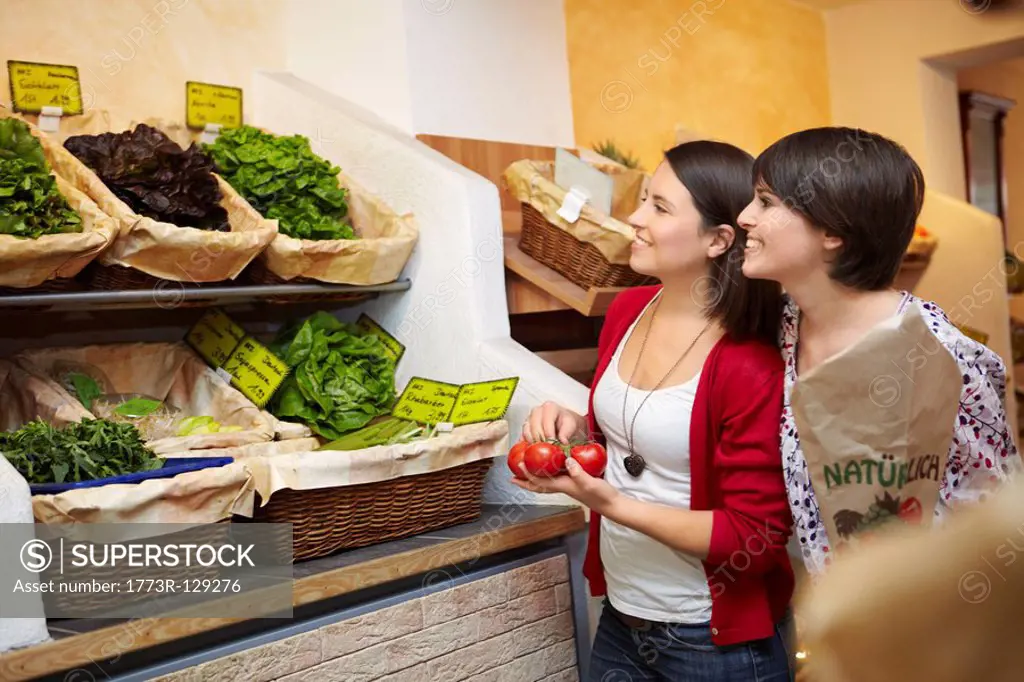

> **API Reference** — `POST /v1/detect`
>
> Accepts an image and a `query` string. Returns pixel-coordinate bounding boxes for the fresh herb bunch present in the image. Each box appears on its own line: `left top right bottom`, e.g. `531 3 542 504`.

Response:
592 139 642 170
0 419 163 485
64 124 229 231
0 118 83 239
270 312 396 440
204 125 354 241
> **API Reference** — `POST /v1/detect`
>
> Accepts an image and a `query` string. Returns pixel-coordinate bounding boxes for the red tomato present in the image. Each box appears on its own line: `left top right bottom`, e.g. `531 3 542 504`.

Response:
507 440 529 480
524 441 567 477
898 497 923 524
570 442 607 477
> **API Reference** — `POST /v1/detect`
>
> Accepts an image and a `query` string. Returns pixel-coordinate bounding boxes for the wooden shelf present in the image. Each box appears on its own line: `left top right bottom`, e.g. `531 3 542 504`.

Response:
503 237 625 317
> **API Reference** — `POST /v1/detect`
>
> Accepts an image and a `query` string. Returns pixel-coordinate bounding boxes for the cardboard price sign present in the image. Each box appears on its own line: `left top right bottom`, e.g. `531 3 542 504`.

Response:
185 308 288 408
391 378 460 425
450 378 519 426
186 309 246 368
221 338 290 409
7 61 83 115
392 376 518 426
357 313 405 364
185 81 243 130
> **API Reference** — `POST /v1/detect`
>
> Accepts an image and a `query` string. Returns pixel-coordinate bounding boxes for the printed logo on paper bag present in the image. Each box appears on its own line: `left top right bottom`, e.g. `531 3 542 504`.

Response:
391 378 460 425
186 81 243 130
450 378 519 426
222 338 290 409
824 452 941 543
7 61 83 115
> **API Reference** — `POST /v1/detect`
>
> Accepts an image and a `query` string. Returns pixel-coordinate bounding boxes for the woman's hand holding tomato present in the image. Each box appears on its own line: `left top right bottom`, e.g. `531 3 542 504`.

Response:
507 437 616 514
522 401 587 444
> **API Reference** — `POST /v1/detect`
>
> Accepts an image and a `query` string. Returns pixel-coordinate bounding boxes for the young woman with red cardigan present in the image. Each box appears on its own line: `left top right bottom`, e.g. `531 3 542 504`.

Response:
516 142 795 681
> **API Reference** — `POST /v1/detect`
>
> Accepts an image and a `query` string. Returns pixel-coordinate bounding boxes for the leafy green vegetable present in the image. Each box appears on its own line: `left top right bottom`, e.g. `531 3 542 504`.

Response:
0 419 162 485
269 312 396 440
0 118 82 239
317 416 428 451
64 124 229 231
113 398 163 419
66 372 103 411
204 125 354 241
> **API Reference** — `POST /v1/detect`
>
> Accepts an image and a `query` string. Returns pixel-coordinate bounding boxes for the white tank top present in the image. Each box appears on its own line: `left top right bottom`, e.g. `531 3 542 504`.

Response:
592 296 713 624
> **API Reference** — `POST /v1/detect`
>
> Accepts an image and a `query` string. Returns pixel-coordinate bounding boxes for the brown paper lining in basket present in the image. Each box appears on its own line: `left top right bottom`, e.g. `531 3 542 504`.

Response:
30 460 256 525
0 114 119 288
15 342 275 454
17 111 278 283
0 358 84 431
245 421 509 504
258 169 418 285
503 159 642 265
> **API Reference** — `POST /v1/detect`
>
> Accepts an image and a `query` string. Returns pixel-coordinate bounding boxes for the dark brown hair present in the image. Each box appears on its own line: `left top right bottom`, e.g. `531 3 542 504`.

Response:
664 141 783 344
752 127 925 290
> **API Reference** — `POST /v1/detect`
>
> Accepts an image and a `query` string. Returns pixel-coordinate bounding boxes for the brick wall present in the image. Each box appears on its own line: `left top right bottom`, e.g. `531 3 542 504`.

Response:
154 556 578 682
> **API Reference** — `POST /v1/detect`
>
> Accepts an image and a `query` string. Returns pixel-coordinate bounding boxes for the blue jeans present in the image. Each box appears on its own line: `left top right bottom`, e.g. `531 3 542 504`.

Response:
588 601 795 682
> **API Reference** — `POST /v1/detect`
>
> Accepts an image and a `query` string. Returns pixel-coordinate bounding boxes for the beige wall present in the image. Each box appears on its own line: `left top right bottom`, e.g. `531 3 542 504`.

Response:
826 0 1024 199
825 0 1024 424
565 0 831 168
959 58 1024 320
0 0 288 125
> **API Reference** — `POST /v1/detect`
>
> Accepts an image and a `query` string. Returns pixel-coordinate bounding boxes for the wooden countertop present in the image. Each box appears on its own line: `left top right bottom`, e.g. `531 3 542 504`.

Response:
0 505 586 682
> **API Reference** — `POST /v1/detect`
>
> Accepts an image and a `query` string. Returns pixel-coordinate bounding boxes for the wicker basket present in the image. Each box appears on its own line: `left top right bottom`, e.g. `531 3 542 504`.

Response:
519 203 655 289
0 277 83 296
251 458 493 562
244 259 379 306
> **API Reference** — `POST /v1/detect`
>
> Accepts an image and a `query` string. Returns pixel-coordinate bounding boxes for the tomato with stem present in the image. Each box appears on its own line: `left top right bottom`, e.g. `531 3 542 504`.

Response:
524 441 567 477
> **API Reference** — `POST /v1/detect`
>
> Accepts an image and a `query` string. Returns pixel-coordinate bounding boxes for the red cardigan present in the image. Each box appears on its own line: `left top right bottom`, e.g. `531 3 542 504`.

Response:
582 285 794 646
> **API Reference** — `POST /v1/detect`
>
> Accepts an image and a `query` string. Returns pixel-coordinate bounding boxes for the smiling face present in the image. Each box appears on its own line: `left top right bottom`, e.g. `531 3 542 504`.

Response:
737 183 842 287
628 161 732 282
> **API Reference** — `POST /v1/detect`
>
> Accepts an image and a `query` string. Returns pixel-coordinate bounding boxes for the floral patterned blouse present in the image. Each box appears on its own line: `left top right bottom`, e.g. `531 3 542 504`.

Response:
780 293 1022 575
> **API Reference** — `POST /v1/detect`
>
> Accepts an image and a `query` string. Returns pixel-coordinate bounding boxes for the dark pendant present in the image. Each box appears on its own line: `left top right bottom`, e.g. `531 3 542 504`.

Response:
624 453 646 477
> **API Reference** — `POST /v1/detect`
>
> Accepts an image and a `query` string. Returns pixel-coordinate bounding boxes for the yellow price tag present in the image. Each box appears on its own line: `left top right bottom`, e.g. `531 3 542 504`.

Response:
357 314 405 364
185 81 243 130
222 337 289 409
450 378 519 426
7 61 83 115
186 309 246 369
391 377 460 425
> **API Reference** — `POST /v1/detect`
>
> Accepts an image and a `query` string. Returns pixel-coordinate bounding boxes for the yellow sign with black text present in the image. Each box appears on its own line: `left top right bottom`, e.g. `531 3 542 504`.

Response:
185 81 243 130
7 61 83 114
222 338 289 409
391 378 461 425
186 309 246 369
450 378 519 426
392 376 518 426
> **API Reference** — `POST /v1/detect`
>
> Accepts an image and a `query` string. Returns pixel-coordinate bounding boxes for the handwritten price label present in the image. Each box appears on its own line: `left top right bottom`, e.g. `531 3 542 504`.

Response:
7 61 83 114
186 308 246 369
185 81 243 130
391 377 460 425
357 314 405 364
222 338 289 409
450 378 519 426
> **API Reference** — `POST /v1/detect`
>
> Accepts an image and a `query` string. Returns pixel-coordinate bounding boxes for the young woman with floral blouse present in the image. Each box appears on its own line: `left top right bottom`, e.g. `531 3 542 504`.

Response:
737 127 1022 575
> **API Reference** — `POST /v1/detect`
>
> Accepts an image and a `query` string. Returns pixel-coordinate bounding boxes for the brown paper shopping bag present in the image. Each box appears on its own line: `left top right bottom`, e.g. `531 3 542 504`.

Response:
791 304 963 557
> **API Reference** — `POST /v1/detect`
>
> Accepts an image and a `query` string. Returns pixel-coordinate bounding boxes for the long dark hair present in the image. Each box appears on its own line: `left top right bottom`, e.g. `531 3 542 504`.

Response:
664 141 783 343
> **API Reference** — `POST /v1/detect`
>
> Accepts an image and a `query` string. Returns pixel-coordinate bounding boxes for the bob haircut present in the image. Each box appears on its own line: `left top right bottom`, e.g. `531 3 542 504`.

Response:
664 141 783 343
752 127 925 291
